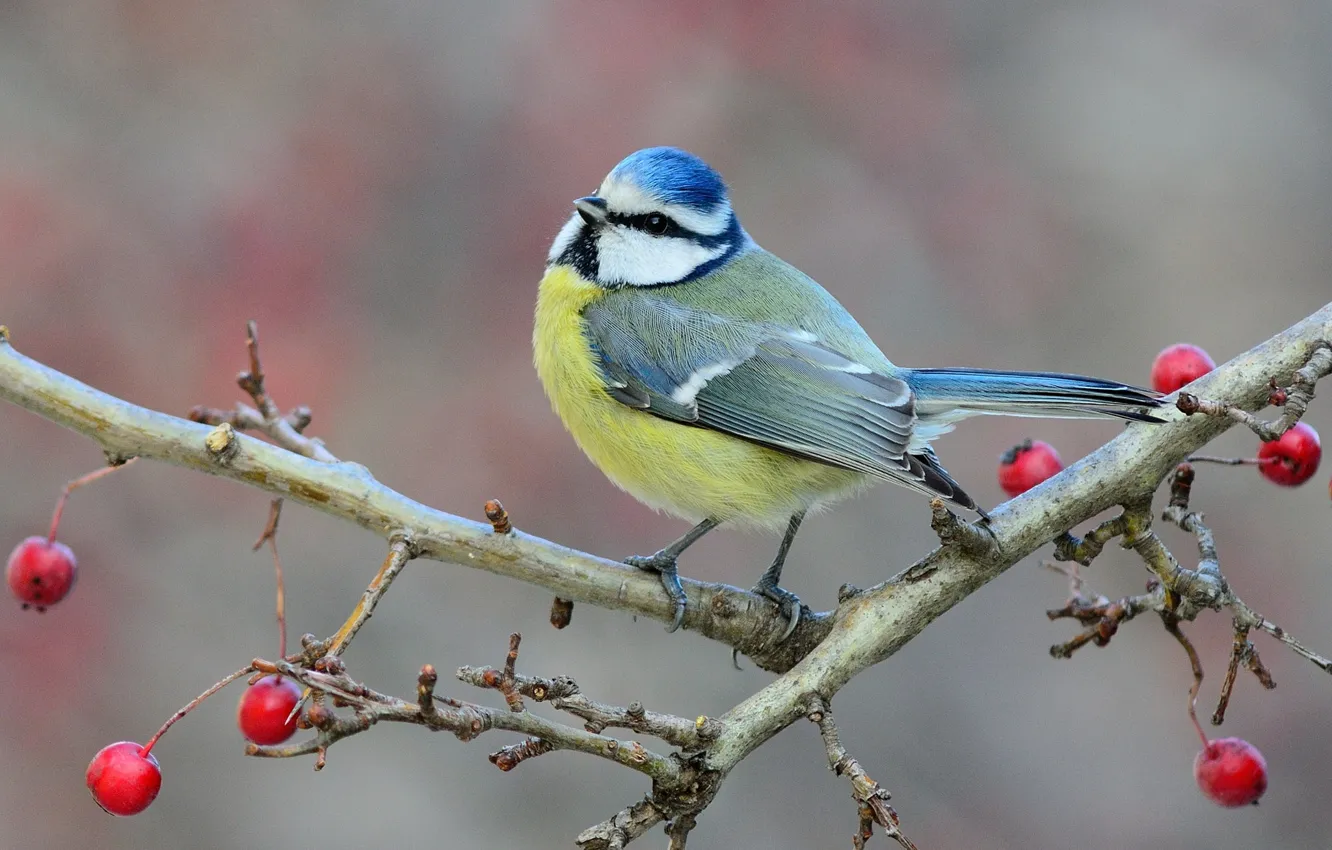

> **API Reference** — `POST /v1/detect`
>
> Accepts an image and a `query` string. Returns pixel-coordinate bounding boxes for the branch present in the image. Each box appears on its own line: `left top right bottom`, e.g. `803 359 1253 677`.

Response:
188 321 338 463
247 654 681 785
0 325 810 668
1044 460 1325 727
806 695 918 850
1 305 1329 844
1176 342 1332 441
454 662 714 751
700 305 1330 777
576 799 666 850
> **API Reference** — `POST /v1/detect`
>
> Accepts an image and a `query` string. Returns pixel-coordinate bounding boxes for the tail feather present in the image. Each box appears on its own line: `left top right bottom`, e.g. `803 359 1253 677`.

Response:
907 368 1164 423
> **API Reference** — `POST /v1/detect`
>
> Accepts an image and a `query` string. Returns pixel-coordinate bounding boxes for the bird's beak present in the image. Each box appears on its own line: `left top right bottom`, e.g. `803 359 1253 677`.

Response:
574 196 608 226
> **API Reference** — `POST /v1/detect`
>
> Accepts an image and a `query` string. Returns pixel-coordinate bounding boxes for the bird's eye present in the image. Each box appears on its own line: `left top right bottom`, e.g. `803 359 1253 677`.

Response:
644 213 671 235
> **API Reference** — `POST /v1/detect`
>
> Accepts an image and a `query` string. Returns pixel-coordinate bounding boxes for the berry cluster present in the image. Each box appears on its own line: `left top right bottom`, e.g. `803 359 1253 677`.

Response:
996 340 1328 809
5 460 306 816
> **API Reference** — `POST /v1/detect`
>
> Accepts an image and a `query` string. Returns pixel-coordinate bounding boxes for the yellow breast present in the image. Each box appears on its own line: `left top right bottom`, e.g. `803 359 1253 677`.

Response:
532 265 869 527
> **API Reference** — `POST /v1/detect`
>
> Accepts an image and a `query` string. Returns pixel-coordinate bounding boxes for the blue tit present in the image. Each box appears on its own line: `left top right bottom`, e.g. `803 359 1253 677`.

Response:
533 146 1162 635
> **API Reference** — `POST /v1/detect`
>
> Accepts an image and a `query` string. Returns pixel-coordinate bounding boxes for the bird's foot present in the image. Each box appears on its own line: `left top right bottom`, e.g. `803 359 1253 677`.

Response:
753 578 802 643
625 551 687 633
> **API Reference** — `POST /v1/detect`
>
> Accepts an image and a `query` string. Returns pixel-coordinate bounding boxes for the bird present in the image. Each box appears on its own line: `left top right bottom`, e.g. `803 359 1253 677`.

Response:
533 146 1162 637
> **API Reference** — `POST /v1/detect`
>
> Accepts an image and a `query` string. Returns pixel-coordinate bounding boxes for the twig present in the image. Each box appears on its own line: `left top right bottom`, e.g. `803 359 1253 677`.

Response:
1046 581 1157 659
1051 515 1129 566
576 799 666 850
1212 623 1275 726
455 666 580 703
1186 455 1275 467
325 537 414 657
455 663 711 750
246 655 682 785
556 698 715 751
498 633 525 712
252 498 288 658
1121 507 1227 619
489 737 556 770
806 695 918 850
187 321 339 463
1048 464 1327 720
1176 341 1332 440
665 813 696 849
929 499 999 560
1252 618 1332 675
237 320 277 420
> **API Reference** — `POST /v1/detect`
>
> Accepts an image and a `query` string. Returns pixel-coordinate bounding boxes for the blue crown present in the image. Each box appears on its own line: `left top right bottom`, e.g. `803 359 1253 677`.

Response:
608 147 729 213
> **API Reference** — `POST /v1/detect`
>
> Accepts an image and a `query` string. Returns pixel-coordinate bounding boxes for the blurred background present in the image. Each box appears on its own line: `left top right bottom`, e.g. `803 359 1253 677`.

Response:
1 2 1329 848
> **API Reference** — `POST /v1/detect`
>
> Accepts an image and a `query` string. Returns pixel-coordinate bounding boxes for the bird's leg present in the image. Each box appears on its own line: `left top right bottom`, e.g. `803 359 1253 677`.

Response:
624 517 720 633
753 510 806 642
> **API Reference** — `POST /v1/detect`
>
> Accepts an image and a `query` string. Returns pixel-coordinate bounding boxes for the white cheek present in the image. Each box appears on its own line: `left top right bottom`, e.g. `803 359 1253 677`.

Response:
547 214 585 263
596 228 728 286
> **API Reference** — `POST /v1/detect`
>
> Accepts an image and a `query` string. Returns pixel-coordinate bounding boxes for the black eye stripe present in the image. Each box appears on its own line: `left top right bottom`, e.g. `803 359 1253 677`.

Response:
605 211 682 236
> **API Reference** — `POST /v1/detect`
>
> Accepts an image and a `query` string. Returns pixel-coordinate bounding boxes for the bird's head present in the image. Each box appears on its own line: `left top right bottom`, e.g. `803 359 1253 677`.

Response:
548 147 747 287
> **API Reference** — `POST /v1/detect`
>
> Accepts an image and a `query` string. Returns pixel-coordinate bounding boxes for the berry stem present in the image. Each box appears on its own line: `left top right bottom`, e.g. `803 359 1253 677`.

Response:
47 458 140 543
141 664 255 756
1185 455 1277 467
252 499 287 659
1163 614 1211 749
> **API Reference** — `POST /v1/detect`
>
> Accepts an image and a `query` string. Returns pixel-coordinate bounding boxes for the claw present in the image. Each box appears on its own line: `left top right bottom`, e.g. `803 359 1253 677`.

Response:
625 552 687 632
753 581 802 643
779 602 800 641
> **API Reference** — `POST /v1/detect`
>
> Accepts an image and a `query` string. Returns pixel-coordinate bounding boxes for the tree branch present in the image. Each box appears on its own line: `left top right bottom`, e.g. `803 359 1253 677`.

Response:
700 304 1330 777
0 303 1328 845
247 655 681 785
0 325 812 668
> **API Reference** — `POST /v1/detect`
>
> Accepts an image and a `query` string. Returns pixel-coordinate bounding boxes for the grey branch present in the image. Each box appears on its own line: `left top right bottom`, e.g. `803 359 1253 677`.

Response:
247 657 681 784
454 665 711 751
188 321 339 462
807 695 918 850
1176 342 1332 441
701 306 1330 778
0 326 811 669
0 303 1329 846
576 798 666 850
1045 458 1328 727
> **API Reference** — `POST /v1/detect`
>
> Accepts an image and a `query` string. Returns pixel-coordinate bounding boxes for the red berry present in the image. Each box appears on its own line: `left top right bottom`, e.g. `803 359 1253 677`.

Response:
237 676 302 745
998 439 1064 497
1194 737 1268 807
1257 422 1321 487
86 741 162 816
6 535 76 611
1151 343 1216 394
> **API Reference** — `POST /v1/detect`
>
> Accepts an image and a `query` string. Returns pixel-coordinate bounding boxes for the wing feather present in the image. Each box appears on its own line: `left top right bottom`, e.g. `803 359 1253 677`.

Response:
582 295 979 510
